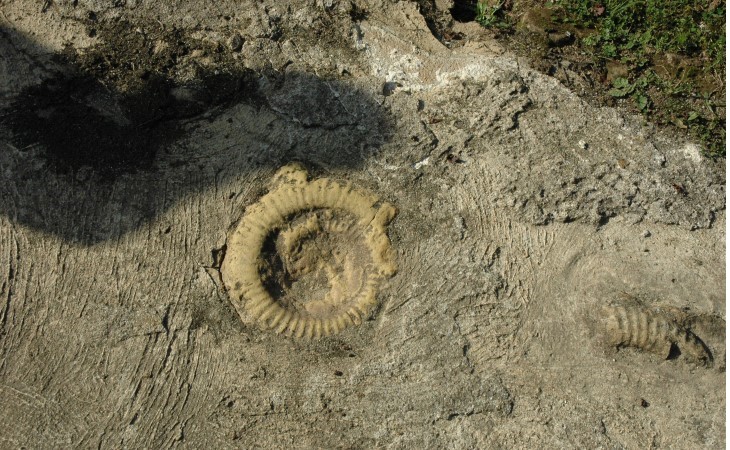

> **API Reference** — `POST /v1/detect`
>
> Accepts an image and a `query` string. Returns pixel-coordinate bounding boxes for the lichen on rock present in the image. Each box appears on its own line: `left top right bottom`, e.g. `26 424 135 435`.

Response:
221 163 397 339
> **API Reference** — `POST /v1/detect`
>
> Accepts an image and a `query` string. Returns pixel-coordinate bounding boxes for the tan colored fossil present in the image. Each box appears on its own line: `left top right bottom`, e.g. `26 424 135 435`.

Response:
600 303 712 365
221 163 397 339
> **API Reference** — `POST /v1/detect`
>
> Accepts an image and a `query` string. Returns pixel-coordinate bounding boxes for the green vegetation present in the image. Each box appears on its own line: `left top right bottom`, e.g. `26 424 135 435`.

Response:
475 1 512 29
559 0 725 157
475 0 726 157
561 0 724 68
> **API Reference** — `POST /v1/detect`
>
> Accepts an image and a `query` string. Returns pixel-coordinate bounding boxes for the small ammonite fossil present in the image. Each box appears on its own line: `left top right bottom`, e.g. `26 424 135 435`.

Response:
220 163 397 339
599 303 712 366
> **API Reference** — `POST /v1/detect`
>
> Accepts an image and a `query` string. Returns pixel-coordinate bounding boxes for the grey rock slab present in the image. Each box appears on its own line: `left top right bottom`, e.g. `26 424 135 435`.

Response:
0 0 724 448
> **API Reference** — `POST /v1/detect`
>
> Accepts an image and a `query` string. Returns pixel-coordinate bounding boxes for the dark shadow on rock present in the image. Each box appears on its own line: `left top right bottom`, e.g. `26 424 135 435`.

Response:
4 67 267 175
6 74 178 176
0 22 393 244
450 0 477 23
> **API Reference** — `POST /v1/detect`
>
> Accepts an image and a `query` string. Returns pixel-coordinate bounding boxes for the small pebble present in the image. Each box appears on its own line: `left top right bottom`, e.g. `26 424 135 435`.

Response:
548 31 574 47
382 81 398 96
229 33 244 52
641 230 651 238
578 140 587 150
653 153 666 167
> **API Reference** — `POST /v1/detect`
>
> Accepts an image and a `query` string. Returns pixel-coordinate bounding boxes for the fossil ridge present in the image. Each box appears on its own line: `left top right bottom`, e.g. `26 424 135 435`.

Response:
599 302 712 366
221 163 397 339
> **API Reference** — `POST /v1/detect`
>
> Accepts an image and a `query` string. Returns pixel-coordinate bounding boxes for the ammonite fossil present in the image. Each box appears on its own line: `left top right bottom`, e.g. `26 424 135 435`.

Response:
221 163 397 339
600 303 712 365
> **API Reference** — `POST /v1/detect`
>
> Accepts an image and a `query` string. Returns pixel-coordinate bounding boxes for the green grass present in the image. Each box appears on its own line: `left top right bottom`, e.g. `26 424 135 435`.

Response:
560 0 725 68
475 0 726 158
476 1 512 29
557 0 726 157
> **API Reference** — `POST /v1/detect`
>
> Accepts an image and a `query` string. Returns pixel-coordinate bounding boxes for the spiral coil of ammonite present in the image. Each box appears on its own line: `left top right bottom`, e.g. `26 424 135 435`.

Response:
221 164 397 339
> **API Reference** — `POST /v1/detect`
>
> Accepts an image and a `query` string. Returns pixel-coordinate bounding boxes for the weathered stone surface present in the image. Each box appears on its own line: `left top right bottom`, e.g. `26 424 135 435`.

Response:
0 0 724 448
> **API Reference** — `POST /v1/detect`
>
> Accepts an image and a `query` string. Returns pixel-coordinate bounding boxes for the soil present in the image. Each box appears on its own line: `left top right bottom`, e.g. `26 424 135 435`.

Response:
421 0 726 156
0 0 725 448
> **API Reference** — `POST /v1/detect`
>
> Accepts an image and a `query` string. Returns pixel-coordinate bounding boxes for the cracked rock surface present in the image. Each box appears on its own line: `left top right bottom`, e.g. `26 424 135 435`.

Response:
0 0 724 448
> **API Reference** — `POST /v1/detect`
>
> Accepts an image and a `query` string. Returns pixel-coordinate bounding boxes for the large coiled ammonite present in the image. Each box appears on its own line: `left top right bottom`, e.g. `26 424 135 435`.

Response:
221 164 397 339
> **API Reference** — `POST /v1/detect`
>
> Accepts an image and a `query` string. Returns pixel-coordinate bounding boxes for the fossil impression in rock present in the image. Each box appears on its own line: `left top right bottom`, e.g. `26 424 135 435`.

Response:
600 303 712 365
221 163 397 339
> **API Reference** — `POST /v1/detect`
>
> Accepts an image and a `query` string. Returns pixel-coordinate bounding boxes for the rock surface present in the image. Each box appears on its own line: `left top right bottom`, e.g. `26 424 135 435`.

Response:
0 0 725 448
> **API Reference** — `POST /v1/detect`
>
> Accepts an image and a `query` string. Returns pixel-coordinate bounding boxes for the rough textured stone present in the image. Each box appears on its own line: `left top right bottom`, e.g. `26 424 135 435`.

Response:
0 0 724 448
